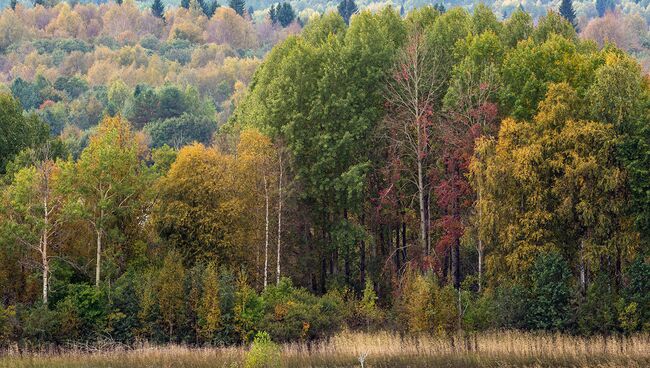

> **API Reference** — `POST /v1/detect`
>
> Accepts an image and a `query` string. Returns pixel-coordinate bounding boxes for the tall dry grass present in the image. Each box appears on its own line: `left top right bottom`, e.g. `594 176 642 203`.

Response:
1 331 649 367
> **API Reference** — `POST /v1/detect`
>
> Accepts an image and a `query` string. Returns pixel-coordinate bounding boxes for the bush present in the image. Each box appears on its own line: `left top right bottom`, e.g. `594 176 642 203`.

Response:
259 278 344 342
244 331 282 368
526 253 571 331
0 304 18 348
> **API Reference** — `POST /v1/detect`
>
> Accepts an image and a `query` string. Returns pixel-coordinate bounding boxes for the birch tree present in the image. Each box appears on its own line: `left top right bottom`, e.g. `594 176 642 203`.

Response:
62 116 145 288
384 31 443 257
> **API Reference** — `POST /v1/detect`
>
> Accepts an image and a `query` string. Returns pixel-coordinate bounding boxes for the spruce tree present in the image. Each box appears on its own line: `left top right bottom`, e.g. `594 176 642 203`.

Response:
229 0 245 16
337 0 357 25
559 0 577 29
181 0 190 9
596 0 615 17
269 4 277 24
277 2 295 27
151 0 165 20
10 0 17 10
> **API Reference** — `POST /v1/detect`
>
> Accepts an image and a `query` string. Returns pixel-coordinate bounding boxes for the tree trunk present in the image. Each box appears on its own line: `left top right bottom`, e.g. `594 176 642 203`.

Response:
264 176 270 289
276 153 283 285
95 227 102 288
580 239 586 295
477 188 483 293
360 215 366 292
452 236 460 289
401 221 407 263
42 196 49 305
417 158 427 254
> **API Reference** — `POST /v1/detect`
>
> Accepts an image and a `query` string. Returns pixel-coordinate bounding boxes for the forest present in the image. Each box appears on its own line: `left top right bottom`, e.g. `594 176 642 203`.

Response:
0 0 649 362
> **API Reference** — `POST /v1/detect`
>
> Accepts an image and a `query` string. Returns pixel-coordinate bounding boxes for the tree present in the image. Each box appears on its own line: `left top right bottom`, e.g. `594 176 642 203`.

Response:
3 145 62 306
60 116 146 288
276 3 295 28
338 0 358 25
204 1 220 18
145 114 217 149
0 93 48 174
471 83 633 285
237 129 277 289
500 6 532 48
10 0 17 10
229 0 245 16
157 251 186 339
596 0 615 18
269 4 277 24
197 262 221 341
154 143 251 267
151 0 165 20
559 0 577 29
384 32 442 257
181 0 190 9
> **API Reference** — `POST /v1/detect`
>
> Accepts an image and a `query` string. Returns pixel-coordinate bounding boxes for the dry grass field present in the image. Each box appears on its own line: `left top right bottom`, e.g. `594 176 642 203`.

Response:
1 331 648 368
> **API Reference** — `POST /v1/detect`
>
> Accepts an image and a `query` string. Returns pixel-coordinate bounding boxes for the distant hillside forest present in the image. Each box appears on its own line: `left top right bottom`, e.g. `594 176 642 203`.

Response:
0 1 649 349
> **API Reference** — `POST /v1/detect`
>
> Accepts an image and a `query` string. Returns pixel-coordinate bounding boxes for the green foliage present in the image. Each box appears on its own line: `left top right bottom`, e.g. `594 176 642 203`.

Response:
0 93 48 174
145 113 217 148
526 253 572 331
576 274 618 334
622 257 650 331
244 331 282 368
259 278 344 342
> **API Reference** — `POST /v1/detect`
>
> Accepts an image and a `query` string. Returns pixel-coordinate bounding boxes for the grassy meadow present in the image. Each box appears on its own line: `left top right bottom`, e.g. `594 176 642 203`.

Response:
1 331 649 368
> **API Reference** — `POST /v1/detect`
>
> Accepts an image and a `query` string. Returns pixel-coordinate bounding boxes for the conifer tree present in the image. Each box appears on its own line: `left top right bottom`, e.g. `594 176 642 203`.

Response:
559 0 577 29
229 0 245 16
10 0 17 9
337 0 357 25
181 0 190 9
151 0 165 20
269 4 277 24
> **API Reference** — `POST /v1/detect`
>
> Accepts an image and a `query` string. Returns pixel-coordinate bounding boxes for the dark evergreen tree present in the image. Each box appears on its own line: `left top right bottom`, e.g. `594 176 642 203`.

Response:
151 0 165 20
433 3 445 13
337 0 357 25
269 4 277 24
229 0 245 16
116 0 123 5
559 0 577 29
596 0 615 17
10 0 17 10
181 0 190 9
248 5 254 17
277 2 295 27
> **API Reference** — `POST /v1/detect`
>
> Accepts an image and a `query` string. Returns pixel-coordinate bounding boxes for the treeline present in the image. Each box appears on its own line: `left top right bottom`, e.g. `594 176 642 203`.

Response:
0 4 649 348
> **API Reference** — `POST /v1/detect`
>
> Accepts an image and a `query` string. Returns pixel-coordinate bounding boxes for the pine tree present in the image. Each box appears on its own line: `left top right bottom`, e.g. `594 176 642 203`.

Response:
116 0 123 5
559 0 577 29
337 0 357 25
181 0 190 9
229 0 245 16
10 0 17 10
151 0 165 20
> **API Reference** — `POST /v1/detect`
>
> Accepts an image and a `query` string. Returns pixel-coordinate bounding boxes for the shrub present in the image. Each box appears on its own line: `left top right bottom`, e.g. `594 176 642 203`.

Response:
526 253 571 331
260 278 344 342
244 331 282 368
